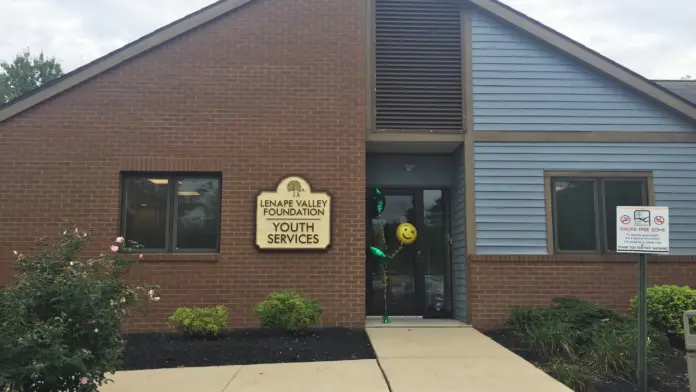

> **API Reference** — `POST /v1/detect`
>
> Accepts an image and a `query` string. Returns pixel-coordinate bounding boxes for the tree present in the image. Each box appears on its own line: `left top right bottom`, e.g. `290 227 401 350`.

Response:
0 49 63 104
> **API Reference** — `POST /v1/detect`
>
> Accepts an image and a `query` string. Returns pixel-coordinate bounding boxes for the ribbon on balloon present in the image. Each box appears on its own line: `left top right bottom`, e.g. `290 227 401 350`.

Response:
367 188 418 324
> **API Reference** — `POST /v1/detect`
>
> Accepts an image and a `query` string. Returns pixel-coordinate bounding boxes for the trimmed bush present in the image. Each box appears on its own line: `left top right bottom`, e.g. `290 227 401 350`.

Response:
0 230 158 392
254 291 323 331
169 305 229 336
630 285 696 337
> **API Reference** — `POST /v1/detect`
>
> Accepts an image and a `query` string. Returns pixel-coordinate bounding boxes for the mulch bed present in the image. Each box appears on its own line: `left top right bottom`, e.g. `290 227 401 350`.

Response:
122 327 376 370
485 330 690 392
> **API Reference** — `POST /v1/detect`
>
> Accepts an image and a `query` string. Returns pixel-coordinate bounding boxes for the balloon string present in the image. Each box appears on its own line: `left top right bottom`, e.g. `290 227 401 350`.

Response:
382 263 388 323
373 219 406 324
390 244 404 259
380 226 390 324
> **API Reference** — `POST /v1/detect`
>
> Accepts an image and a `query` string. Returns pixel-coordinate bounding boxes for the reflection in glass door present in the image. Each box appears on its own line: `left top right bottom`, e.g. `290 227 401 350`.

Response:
366 192 419 315
421 190 451 317
365 188 451 318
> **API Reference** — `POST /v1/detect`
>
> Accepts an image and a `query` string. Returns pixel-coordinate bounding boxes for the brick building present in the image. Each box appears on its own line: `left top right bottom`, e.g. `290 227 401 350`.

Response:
1 0 695 331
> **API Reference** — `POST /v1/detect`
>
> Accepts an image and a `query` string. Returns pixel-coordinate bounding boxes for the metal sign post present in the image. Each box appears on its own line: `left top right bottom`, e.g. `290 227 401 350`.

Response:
616 206 670 392
637 252 648 392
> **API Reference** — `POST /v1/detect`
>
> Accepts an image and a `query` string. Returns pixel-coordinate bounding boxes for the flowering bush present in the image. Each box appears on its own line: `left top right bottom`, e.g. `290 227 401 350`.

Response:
0 229 159 392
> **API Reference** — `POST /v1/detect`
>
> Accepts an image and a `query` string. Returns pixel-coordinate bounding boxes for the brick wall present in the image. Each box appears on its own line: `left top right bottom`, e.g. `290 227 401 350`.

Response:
0 0 367 332
469 255 696 330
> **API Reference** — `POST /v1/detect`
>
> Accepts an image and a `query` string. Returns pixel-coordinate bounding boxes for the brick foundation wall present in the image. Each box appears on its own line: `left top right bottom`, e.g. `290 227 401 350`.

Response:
0 0 367 332
469 255 696 330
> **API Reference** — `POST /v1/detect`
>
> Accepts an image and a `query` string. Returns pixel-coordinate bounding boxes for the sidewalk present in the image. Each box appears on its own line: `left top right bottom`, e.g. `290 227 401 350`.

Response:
100 323 571 392
99 360 389 392
367 324 572 392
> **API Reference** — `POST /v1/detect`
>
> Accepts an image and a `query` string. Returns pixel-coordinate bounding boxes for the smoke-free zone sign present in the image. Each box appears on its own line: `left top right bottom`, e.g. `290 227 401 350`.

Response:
616 206 669 254
255 176 331 250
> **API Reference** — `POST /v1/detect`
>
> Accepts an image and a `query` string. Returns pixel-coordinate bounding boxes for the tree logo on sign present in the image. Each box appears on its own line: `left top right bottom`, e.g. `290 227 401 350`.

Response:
287 180 304 197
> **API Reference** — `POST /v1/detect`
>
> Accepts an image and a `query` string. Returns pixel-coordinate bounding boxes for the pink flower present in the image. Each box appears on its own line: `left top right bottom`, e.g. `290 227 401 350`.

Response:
109 245 119 252
80 377 88 385
115 236 124 244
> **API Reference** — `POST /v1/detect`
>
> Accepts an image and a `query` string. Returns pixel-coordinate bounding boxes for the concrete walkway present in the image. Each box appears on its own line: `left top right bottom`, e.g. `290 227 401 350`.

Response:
100 321 571 392
366 322 572 392
99 360 389 392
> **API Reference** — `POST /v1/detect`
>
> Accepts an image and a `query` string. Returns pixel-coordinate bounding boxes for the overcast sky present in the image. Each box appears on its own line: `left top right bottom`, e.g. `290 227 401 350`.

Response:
0 0 694 79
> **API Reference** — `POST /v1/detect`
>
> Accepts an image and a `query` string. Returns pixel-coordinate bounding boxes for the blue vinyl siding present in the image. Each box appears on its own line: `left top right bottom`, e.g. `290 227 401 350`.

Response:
474 142 696 255
452 146 468 321
471 10 696 132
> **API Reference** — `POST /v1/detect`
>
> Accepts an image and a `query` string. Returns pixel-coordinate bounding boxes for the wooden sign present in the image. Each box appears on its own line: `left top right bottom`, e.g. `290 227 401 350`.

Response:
255 176 331 250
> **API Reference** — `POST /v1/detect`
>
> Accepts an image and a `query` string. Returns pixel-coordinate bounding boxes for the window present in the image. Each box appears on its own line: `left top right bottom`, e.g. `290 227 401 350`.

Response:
551 176 648 253
120 174 221 252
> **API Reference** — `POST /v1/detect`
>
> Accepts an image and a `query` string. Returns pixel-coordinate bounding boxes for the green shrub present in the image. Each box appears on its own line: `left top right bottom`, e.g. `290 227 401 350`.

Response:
553 297 632 329
581 320 667 380
508 307 576 358
579 320 634 378
254 291 323 331
506 297 669 386
550 362 595 392
169 306 228 336
630 285 696 336
0 230 158 392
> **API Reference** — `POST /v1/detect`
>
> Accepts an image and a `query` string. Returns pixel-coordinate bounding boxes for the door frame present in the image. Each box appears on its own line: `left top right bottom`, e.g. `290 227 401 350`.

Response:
365 187 452 318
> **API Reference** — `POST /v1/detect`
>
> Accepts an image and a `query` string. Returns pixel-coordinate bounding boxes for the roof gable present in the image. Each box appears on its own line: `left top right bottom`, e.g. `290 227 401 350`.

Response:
470 9 696 132
467 0 696 125
2 0 696 125
0 0 254 122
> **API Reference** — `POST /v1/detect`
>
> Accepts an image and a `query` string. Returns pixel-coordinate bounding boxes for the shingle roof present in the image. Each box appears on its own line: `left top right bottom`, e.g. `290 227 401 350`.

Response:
654 80 696 105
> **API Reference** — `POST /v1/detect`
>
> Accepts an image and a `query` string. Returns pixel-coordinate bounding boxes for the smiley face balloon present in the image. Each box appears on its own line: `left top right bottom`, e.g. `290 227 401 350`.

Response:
396 222 417 245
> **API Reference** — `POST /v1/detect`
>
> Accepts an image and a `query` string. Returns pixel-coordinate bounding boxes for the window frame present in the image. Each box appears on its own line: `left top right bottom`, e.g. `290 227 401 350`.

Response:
545 171 653 255
120 172 222 253
551 177 601 254
599 177 649 254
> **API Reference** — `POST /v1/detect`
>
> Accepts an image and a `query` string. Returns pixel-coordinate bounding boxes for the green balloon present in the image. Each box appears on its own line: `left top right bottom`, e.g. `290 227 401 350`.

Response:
369 246 388 260
376 199 385 216
371 188 386 218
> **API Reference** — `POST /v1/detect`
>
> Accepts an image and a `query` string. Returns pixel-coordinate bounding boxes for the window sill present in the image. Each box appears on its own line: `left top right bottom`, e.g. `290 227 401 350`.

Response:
469 254 696 263
139 253 220 262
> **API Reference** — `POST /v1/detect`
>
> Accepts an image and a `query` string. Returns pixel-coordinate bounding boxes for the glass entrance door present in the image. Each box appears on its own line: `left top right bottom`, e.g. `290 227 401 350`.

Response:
365 188 451 317
421 190 451 318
